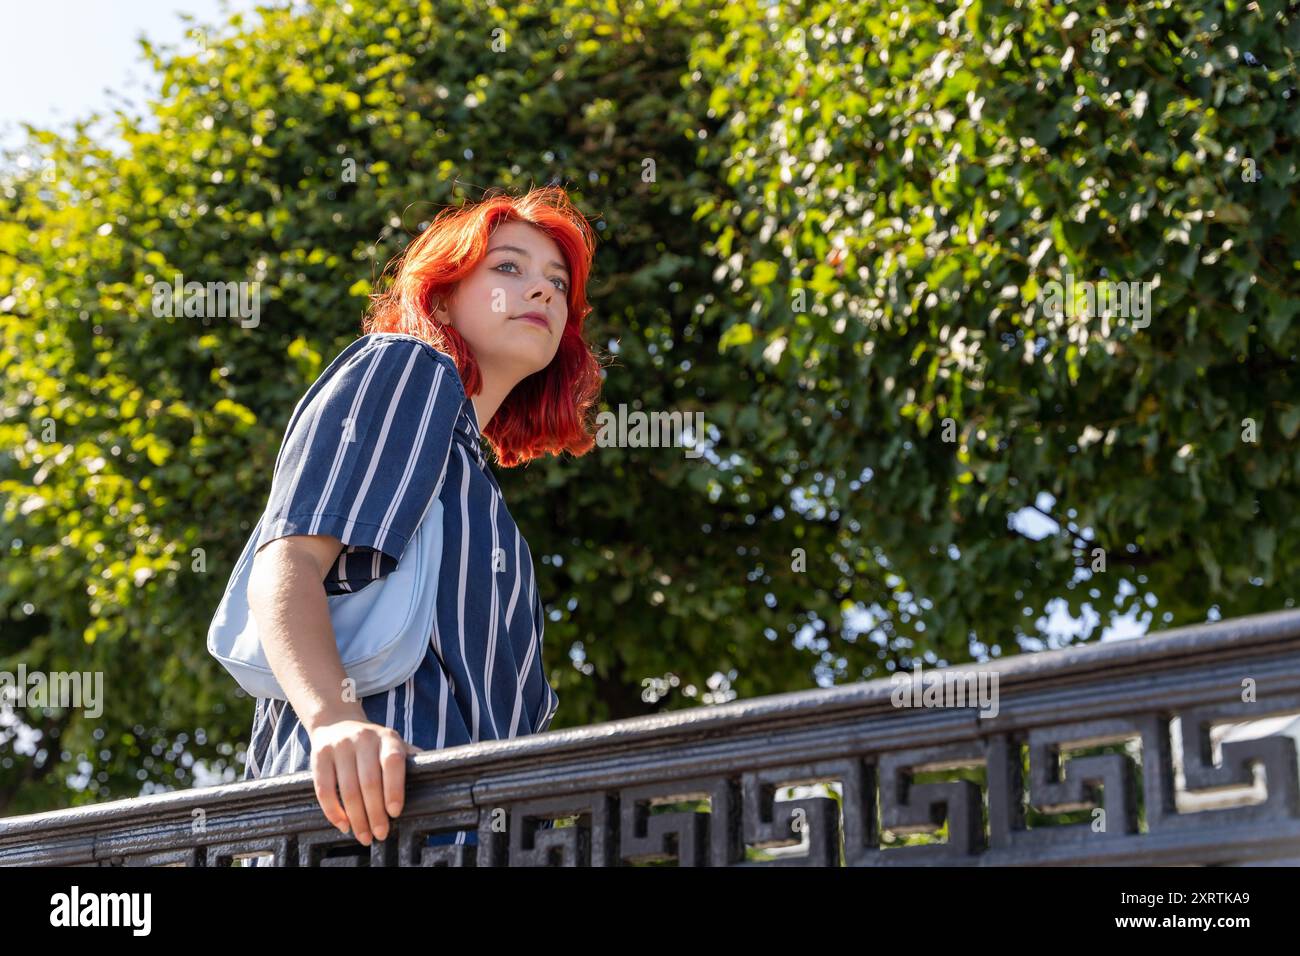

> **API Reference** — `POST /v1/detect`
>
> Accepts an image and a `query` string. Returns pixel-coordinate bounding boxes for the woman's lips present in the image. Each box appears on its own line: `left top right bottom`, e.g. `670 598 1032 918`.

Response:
514 314 549 331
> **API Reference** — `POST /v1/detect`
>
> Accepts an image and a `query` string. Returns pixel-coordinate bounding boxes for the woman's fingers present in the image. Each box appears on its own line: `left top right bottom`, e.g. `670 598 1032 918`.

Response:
332 744 372 845
380 732 409 819
310 748 350 834
308 720 417 846
353 734 392 842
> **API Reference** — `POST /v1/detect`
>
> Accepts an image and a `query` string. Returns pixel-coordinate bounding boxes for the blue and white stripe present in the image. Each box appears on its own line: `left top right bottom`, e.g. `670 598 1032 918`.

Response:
239 332 560 850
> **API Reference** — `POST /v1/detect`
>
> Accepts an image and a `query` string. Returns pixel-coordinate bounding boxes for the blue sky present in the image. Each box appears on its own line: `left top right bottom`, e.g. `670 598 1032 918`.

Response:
0 0 267 155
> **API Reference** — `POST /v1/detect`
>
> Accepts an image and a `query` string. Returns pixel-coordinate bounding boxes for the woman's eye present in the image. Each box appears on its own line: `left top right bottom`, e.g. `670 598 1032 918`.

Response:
495 261 567 292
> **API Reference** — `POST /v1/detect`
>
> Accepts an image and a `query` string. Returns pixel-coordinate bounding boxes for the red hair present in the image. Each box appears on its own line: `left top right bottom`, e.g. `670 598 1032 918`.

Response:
362 186 603 468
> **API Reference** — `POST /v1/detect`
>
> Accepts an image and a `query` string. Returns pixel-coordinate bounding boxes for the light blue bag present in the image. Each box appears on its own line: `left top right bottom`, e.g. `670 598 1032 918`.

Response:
206 484 444 702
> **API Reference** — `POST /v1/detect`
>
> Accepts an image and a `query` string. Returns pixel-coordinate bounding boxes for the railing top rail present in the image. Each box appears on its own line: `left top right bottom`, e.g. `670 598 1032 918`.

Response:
2 606 1298 849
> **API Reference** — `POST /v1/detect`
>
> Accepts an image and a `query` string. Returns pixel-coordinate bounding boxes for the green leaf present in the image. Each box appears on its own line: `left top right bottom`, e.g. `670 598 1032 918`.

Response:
1279 405 1300 440
751 260 779 285
1211 203 1250 224
1253 527 1277 564
719 322 755 350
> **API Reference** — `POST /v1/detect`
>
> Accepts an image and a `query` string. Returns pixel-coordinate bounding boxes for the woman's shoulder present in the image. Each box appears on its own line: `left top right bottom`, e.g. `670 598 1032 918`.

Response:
322 332 467 404
353 332 455 369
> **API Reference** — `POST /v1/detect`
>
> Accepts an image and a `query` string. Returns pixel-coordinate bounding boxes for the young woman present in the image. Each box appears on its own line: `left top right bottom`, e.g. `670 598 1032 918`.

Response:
238 186 602 857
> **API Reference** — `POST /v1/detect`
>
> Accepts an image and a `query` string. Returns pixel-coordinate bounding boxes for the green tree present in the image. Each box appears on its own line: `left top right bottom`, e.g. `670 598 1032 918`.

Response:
689 0 1300 663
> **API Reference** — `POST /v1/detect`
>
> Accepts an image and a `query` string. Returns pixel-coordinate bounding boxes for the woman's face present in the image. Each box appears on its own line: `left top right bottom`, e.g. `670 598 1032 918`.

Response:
440 220 569 381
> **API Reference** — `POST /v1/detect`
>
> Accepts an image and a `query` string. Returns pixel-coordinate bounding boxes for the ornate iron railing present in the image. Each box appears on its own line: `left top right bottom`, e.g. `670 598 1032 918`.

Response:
2 608 1299 866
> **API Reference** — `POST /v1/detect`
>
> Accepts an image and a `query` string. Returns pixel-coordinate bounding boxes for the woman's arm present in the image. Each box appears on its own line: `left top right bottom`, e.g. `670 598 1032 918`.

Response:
241 335 463 845
249 534 362 731
249 534 412 846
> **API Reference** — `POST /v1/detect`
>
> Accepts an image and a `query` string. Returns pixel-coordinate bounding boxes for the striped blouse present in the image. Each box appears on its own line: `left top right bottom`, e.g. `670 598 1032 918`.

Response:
239 332 559 849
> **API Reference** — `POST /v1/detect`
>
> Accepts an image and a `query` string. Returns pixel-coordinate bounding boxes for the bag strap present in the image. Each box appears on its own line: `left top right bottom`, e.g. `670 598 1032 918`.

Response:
402 364 471 540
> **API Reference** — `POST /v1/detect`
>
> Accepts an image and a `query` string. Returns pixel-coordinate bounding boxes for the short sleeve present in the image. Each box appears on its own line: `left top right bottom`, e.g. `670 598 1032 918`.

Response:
254 336 465 565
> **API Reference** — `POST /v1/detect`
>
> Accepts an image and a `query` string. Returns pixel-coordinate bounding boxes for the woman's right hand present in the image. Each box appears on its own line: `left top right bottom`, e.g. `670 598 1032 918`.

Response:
307 718 423 845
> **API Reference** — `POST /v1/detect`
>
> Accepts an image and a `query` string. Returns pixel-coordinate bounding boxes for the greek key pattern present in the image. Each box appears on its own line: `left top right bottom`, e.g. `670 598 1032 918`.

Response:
85 695 1299 867
10 611 1299 869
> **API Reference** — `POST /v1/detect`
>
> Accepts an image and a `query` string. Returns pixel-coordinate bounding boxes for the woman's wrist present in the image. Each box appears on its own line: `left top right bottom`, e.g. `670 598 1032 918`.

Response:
302 699 368 735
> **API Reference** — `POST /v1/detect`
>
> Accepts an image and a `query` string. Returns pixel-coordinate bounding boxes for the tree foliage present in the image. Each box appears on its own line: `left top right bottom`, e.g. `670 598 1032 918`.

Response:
690 0 1300 662
1 0 1296 813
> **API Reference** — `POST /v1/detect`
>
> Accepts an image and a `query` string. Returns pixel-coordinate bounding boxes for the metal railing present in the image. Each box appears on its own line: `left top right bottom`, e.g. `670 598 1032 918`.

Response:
3 608 1299 866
